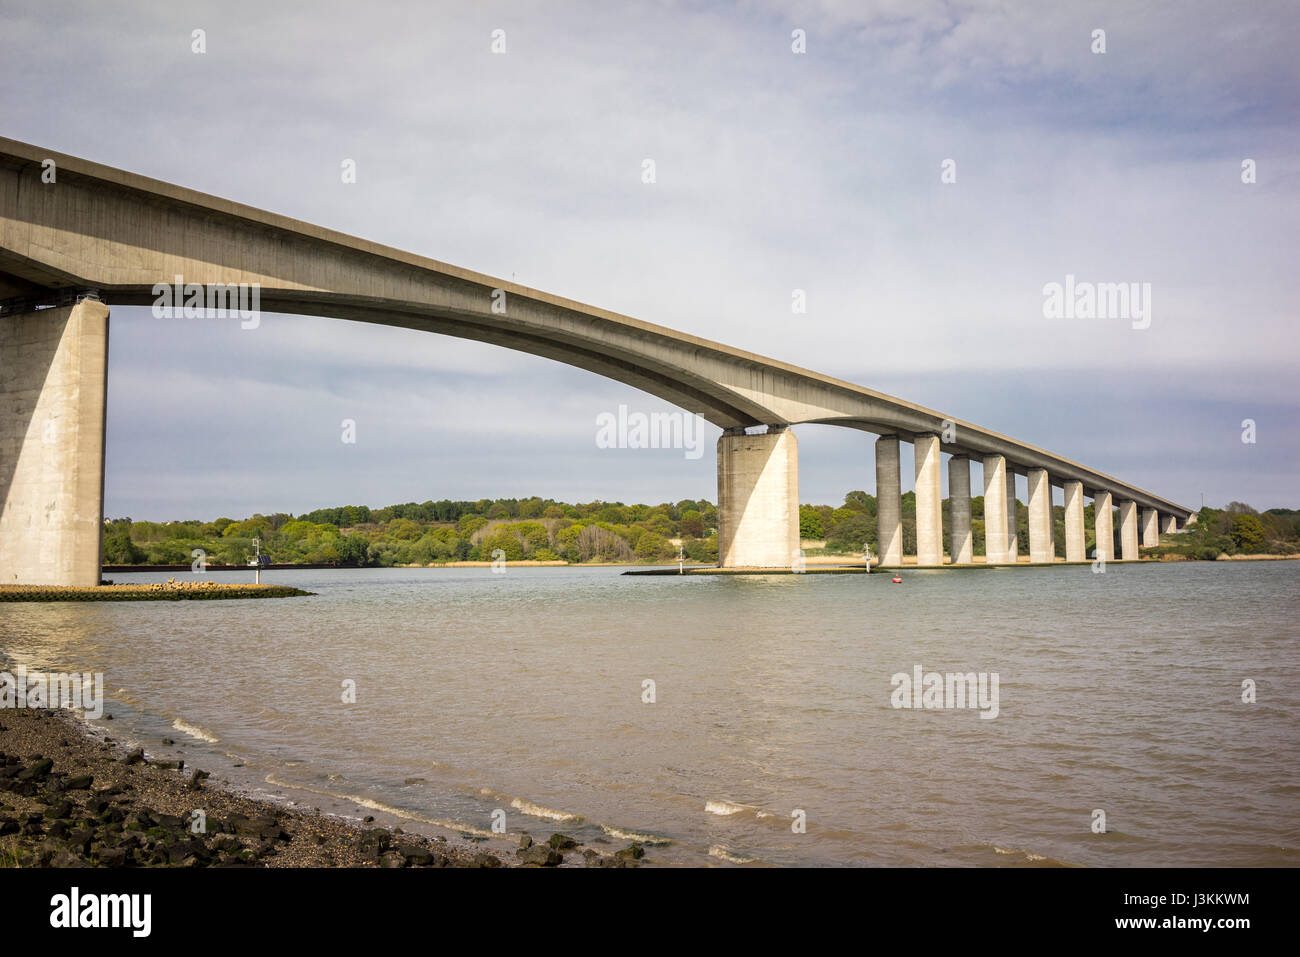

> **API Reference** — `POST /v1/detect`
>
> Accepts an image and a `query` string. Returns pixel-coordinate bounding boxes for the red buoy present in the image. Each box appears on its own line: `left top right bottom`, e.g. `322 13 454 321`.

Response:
891 576 902 583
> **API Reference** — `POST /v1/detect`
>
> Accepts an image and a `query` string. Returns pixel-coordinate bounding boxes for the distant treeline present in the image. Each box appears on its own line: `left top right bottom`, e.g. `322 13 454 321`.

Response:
101 494 1299 567
102 496 720 567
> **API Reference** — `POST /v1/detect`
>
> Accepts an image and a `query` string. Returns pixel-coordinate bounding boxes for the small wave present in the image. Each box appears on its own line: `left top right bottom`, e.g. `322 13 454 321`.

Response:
994 846 1047 861
171 718 219 743
709 845 756 864
601 824 672 846
704 799 760 817
472 786 582 823
510 797 582 823
262 774 495 837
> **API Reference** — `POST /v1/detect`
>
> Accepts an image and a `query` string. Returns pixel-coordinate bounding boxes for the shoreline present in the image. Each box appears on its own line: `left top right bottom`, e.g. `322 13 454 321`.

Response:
99 553 1300 576
0 707 640 868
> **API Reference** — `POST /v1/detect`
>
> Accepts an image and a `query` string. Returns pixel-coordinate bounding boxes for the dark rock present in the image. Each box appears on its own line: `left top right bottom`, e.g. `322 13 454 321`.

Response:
472 852 501 868
397 844 433 866
120 748 145 765
96 846 128 867
233 815 289 842
615 842 645 860
44 800 73 820
357 828 392 853
17 758 53 781
517 844 563 866
518 834 533 850
548 833 578 850
67 827 95 855
64 774 93 790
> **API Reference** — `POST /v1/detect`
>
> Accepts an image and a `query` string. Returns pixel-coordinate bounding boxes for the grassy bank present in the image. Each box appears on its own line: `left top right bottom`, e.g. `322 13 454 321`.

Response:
0 581 312 602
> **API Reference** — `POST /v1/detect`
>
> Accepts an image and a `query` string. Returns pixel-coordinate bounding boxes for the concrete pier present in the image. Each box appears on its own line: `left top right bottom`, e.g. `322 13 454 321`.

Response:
1119 499 1139 560
948 455 972 565
1094 491 1113 562
1063 480 1086 562
0 299 109 586
1005 472 1020 562
1027 468 1053 563
716 427 799 568
913 434 943 565
1161 513 1178 534
876 435 902 566
1141 507 1159 547
982 454 1008 563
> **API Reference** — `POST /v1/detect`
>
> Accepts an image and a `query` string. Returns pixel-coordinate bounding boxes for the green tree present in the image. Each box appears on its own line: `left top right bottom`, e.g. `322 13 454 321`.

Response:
103 527 145 564
635 531 672 560
826 513 875 555
386 518 423 541
1229 513 1266 553
799 505 825 539
338 533 372 566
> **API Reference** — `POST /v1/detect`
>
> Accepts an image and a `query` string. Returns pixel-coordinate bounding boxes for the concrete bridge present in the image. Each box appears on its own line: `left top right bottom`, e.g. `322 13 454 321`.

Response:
0 137 1191 585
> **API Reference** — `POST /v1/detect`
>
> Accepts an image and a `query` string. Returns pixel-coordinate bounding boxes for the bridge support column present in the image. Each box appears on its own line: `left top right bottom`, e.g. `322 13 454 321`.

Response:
1005 471 1020 563
1160 513 1178 534
913 434 943 565
1027 468 1053 564
876 435 902 566
0 299 109 586
948 455 972 564
1141 507 1159 547
1094 491 1113 562
982 455 1008 564
1063 480 1086 562
717 427 799 568
1119 500 1139 560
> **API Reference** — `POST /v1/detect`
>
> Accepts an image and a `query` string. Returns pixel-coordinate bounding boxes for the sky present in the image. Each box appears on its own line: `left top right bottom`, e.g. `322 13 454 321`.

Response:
2 0 1296 519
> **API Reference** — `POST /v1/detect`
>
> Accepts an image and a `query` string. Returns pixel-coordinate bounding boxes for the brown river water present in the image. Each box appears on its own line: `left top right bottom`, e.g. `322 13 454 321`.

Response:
2 561 1297 866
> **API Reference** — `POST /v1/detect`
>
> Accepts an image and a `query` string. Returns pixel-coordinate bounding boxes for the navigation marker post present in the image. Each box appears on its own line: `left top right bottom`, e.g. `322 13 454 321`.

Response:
248 537 270 584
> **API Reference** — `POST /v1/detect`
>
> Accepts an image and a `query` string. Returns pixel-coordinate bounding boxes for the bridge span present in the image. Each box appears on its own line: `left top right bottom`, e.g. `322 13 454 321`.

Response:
0 137 1190 584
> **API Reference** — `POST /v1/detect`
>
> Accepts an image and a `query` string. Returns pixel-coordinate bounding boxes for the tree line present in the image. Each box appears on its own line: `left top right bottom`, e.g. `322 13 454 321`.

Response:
102 493 1298 567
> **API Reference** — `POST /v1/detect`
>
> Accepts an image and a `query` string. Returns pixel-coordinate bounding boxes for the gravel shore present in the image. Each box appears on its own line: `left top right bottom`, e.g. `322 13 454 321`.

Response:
0 707 641 868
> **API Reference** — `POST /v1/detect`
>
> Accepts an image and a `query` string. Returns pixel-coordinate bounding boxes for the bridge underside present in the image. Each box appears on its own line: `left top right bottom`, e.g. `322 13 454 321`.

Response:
0 137 1192 580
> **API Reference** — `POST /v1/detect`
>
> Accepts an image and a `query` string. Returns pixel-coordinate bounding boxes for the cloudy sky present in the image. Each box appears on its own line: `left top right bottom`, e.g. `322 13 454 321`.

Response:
3 0 1296 519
